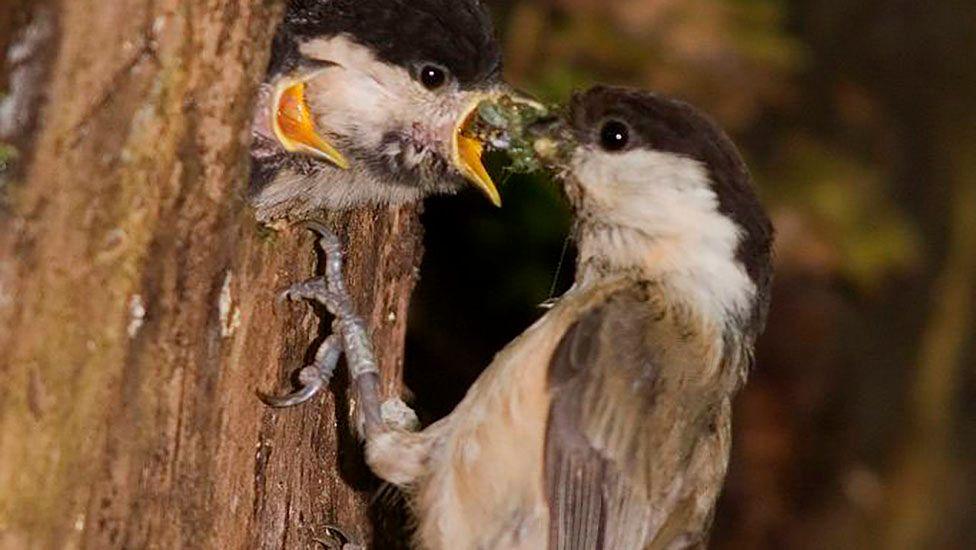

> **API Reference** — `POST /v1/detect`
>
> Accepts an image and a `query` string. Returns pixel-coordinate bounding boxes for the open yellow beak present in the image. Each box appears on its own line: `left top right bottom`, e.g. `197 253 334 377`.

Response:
272 80 350 170
453 101 501 207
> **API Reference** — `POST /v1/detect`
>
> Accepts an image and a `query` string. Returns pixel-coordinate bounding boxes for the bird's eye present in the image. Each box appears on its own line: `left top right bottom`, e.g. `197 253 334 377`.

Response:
419 64 448 90
599 120 630 152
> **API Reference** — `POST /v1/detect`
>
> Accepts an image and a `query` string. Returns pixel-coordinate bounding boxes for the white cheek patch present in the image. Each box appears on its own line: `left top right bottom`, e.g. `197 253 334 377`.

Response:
572 149 715 233
572 148 754 319
297 34 467 166
299 35 420 150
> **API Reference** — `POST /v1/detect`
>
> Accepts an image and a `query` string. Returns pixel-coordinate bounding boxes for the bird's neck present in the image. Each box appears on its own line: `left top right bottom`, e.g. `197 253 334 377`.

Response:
575 222 755 329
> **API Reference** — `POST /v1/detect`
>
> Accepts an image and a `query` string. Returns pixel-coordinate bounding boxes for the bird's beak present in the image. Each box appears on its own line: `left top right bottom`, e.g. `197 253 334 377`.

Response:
454 100 501 207
528 115 572 165
271 76 350 170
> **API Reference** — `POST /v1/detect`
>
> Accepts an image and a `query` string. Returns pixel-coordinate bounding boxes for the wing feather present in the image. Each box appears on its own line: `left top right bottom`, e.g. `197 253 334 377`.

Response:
544 284 733 550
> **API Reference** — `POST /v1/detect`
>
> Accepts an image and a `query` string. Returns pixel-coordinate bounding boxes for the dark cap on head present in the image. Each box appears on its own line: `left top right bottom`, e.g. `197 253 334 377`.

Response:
271 0 502 88
570 86 774 318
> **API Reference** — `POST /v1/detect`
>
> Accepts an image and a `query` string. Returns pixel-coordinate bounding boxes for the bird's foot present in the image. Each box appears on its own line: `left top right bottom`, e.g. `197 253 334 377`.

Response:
292 222 379 381
259 223 382 428
259 268 348 407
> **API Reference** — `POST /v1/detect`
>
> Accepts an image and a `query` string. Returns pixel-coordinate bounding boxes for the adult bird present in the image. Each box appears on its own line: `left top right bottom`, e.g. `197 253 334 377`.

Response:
286 85 774 548
250 0 504 221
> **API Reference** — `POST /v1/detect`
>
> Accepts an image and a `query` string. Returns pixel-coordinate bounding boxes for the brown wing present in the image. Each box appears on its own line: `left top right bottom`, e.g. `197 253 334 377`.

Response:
544 285 732 550
545 304 613 550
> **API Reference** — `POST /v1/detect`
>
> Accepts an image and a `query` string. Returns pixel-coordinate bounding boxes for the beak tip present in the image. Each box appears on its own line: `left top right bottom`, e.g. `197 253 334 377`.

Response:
334 156 351 171
477 181 502 208
302 144 351 170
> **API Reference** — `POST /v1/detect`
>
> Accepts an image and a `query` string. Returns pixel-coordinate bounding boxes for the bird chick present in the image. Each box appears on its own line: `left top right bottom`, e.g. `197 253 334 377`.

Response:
255 0 525 408
250 0 506 221
283 86 774 549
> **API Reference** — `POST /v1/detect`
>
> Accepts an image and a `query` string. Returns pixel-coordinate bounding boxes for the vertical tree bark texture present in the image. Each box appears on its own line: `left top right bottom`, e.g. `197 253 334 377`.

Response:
0 2 421 548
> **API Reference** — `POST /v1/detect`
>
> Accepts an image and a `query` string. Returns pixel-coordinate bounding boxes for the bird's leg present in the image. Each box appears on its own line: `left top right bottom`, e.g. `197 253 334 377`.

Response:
301 222 387 437
259 224 387 433
260 229 429 549
258 224 391 424
265 223 416 426
272 223 428 486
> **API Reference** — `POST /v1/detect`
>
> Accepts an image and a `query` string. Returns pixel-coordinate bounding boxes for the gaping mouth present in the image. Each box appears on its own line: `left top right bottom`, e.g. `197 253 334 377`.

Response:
453 99 501 207
271 75 350 170
456 93 556 181
272 74 502 207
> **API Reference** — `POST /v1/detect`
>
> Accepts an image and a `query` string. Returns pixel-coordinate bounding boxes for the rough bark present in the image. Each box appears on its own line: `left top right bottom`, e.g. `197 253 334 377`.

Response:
0 2 421 548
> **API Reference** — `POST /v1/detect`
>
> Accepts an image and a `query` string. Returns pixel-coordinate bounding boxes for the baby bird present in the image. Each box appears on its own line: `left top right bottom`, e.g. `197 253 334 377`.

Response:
255 0 519 408
251 0 505 221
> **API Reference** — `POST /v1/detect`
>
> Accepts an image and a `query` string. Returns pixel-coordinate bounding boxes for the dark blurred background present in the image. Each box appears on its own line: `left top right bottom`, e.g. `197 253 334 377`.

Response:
405 1 976 548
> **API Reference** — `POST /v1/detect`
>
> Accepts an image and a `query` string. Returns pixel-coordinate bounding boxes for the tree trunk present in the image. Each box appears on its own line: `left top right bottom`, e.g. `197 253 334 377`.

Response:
0 2 421 548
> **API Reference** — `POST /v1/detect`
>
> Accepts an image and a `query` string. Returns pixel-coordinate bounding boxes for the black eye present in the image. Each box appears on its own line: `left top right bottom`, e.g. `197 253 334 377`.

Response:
419 64 448 90
599 120 630 151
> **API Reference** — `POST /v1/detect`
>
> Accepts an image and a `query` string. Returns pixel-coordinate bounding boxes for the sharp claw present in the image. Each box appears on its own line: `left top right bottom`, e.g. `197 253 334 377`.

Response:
312 525 363 550
259 335 343 408
323 525 351 543
257 378 324 408
306 221 341 252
